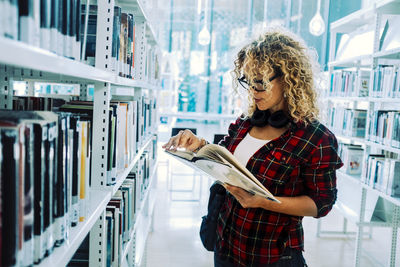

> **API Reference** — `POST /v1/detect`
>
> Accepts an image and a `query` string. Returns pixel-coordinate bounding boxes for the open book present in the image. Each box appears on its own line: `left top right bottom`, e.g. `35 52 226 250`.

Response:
165 144 280 203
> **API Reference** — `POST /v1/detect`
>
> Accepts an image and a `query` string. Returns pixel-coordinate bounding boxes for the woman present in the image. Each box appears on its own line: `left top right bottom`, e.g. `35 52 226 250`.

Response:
163 28 343 267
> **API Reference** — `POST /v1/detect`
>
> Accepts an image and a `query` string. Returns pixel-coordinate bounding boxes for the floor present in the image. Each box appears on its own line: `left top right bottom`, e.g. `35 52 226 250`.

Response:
143 121 399 267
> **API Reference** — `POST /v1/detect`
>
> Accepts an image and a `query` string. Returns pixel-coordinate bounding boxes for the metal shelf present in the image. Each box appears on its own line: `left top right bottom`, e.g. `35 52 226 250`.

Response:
323 96 370 102
336 171 391 227
367 97 400 103
0 37 157 89
39 190 111 267
365 140 400 154
328 55 372 68
331 0 400 33
334 133 366 144
373 47 400 59
359 182 400 207
331 7 376 32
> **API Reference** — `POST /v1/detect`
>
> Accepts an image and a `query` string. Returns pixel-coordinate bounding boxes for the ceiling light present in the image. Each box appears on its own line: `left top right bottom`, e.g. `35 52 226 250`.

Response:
309 0 325 36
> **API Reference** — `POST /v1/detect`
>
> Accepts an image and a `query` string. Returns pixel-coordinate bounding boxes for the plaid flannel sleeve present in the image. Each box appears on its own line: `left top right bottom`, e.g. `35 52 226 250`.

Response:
302 132 343 218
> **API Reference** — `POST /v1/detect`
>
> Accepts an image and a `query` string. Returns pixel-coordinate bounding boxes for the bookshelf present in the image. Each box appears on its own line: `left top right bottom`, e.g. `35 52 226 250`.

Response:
0 0 161 266
320 1 400 266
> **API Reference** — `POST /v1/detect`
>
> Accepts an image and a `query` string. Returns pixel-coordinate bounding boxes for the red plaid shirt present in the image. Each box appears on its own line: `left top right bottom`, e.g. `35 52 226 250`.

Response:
216 116 343 266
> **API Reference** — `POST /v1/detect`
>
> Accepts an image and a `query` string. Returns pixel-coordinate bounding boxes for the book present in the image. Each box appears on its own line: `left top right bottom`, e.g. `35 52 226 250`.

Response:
0 124 21 266
165 144 280 202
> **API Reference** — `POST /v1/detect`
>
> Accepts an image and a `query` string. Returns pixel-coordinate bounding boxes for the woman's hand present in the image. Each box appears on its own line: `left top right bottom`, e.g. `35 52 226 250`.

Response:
162 129 203 152
224 184 265 209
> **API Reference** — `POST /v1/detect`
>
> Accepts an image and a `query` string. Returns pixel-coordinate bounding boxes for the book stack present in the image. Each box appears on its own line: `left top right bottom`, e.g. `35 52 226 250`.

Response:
367 110 400 148
372 65 400 98
330 70 369 97
327 106 367 138
364 154 400 197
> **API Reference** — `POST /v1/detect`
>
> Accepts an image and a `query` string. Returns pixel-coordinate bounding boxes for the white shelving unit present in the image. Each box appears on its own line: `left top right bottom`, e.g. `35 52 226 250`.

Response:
320 1 400 266
0 1 161 266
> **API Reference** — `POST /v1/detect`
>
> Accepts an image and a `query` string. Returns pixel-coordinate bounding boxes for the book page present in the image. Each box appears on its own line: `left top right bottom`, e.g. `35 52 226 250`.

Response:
194 159 278 202
164 149 195 161
197 144 270 193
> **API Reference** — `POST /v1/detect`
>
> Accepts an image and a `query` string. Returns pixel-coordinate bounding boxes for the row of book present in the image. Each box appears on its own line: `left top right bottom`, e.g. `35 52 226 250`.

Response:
338 143 364 175
13 94 158 185
0 1 160 81
327 106 367 138
367 111 400 149
69 137 157 266
371 65 400 98
0 0 82 60
0 110 91 266
105 146 156 267
362 155 400 197
329 70 369 97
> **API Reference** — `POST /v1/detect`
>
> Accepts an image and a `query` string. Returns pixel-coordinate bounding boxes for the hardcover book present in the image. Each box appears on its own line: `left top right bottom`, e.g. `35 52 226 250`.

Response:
165 144 279 202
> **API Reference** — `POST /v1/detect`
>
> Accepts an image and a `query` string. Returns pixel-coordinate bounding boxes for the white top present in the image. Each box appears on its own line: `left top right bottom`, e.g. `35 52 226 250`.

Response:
234 133 270 167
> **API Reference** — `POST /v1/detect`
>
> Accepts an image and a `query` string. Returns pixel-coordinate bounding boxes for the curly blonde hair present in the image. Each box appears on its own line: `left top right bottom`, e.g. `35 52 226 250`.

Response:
232 28 319 124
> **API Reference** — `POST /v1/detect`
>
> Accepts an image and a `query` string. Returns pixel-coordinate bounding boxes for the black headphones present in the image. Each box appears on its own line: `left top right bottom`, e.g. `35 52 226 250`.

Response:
250 108 290 128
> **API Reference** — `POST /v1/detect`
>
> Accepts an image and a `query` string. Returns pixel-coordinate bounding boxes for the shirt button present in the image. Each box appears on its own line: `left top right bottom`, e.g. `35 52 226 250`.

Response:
282 156 286 161
269 143 274 148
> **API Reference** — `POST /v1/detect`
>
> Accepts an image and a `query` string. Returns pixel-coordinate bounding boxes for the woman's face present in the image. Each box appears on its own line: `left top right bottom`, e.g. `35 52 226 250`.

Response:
243 64 286 113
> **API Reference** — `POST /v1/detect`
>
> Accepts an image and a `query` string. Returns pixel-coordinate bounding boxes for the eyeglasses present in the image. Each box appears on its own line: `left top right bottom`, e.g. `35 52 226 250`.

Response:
238 73 281 92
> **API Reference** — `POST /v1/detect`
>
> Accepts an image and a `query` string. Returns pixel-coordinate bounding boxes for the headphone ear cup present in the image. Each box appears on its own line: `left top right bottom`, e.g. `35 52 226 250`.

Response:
250 109 270 127
268 110 290 128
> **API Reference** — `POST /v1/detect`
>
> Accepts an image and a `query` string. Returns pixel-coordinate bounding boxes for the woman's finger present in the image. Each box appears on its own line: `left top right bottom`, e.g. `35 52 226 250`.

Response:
177 130 190 148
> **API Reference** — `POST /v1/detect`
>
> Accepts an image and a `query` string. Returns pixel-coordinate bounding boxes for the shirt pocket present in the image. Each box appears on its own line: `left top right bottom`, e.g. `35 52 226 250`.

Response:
256 149 302 190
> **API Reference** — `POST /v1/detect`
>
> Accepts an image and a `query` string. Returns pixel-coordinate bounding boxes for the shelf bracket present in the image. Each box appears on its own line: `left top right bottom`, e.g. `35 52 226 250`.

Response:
89 210 107 267
95 0 114 72
0 65 13 110
134 18 147 81
389 205 399 267
91 82 111 187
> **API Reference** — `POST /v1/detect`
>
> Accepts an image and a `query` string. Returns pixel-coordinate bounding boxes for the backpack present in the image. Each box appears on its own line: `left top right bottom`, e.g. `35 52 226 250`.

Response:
199 182 226 251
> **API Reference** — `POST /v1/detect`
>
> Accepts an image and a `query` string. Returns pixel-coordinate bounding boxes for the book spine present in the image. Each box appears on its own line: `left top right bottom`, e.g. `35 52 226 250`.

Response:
1 129 20 266
40 0 51 50
19 0 35 44
45 122 56 254
71 118 79 227
33 124 45 263
50 0 58 54
62 0 71 58
75 0 81 61
112 6 121 73
57 0 63 55
78 121 86 222
5 0 19 39
66 128 74 237
68 0 75 59
22 125 34 267
54 116 66 246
